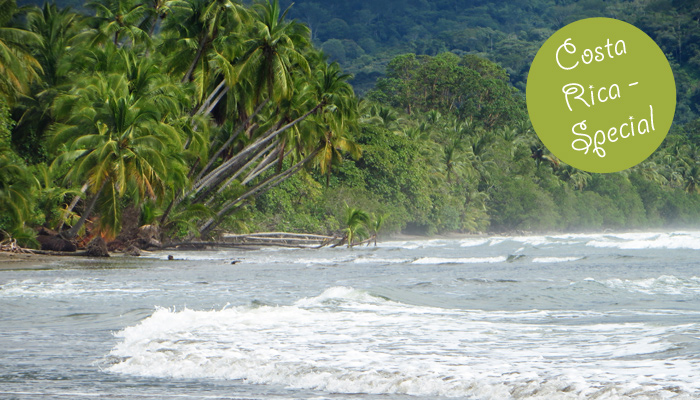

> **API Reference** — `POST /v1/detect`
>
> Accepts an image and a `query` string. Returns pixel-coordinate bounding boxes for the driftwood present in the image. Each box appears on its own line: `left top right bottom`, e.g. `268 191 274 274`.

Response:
219 232 344 248
353 236 376 247
25 249 91 256
1 238 35 254
156 232 345 250
2 230 370 257
159 241 262 250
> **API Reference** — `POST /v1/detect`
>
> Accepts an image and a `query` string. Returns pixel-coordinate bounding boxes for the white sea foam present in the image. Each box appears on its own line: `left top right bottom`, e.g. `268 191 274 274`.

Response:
0 278 152 297
480 231 700 250
532 256 584 263
351 257 412 264
377 239 449 250
487 235 582 247
458 238 489 247
412 256 507 264
292 257 353 265
586 232 700 250
600 275 700 296
107 287 700 399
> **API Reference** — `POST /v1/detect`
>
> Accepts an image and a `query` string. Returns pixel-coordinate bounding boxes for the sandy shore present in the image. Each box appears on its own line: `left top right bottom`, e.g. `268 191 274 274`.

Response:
0 252 83 270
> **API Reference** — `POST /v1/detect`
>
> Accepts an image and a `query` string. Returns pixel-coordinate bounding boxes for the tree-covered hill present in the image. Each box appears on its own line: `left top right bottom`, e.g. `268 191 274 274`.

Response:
273 0 700 123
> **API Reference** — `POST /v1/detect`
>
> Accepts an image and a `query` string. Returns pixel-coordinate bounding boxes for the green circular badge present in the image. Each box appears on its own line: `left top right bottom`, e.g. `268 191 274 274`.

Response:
526 18 676 173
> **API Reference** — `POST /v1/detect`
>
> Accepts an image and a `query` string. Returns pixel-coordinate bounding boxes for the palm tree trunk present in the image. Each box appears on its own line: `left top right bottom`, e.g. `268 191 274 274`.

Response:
190 120 283 198
276 137 286 172
162 103 323 229
188 102 321 201
207 142 281 204
192 139 281 205
195 100 268 182
240 147 288 185
193 80 227 116
201 86 229 117
56 182 89 232
198 148 320 237
182 34 208 83
161 104 267 224
61 181 107 240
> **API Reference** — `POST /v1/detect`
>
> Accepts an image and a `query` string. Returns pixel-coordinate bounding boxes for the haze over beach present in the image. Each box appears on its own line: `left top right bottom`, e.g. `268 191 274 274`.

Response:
2 0 700 399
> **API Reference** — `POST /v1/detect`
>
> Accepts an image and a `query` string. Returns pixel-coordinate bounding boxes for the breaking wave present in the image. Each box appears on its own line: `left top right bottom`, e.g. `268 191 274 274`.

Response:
106 287 700 399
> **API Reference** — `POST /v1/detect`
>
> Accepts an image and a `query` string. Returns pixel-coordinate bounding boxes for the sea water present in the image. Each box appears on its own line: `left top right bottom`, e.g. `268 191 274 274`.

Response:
2 231 700 399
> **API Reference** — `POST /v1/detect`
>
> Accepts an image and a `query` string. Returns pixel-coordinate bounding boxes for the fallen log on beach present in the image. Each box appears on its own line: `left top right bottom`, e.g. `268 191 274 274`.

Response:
26 249 90 256
1 231 357 256
159 241 262 250
219 232 344 248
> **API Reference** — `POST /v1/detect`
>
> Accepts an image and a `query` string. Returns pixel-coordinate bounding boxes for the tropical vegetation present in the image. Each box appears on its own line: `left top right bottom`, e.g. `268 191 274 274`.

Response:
2 0 700 248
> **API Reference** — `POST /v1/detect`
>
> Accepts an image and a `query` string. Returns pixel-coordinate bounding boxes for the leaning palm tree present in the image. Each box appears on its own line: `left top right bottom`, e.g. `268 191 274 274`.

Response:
194 59 360 237
184 5 314 207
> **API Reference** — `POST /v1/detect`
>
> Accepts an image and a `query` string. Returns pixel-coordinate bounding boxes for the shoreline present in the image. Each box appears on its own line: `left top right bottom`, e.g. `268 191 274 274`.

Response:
383 227 690 241
0 252 83 270
1 228 696 271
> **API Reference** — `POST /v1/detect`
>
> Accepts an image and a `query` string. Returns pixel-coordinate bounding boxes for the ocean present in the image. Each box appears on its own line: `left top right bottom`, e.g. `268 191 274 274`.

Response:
1 231 700 399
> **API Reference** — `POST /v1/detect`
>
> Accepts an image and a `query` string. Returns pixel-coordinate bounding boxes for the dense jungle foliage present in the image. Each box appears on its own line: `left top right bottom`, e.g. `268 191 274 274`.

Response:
2 0 700 247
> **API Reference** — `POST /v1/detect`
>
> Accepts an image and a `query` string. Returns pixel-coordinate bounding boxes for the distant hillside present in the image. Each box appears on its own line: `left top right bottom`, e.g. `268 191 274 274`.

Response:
274 0 700 123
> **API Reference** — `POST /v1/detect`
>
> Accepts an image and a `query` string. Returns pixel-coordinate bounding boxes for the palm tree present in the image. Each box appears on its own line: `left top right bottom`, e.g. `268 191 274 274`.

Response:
530 145 559 170
85 0 150 47
194 58 361 237
465 129 498 187
0 145 37 237
11 4 85 164
343 205 369 248
0 0 42 103
441 139 473 184
52 73 186 238
141 0 171 38
161 0 248 84
237 0 310 104
570 169 591 191
25 3 84 88
307 61 359 185
361 104 403 132
631 161 667 186
369 213 386 246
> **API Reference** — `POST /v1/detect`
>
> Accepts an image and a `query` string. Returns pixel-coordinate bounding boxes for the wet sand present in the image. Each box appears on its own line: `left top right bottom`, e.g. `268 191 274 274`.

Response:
0 252 82 270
